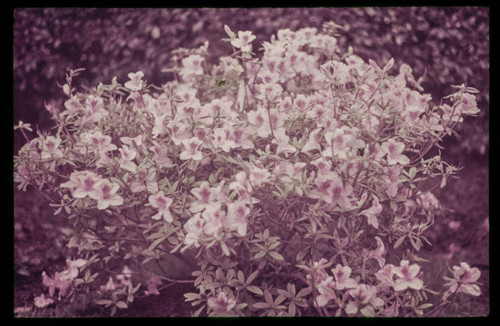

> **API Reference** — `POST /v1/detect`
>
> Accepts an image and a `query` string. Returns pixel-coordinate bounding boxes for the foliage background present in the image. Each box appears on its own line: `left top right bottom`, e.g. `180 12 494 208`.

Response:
13 7 489 317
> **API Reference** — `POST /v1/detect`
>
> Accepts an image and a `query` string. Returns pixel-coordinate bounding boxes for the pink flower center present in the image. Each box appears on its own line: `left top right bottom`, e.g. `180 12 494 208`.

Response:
388 143 397 156
46 141 55 151
189 142 199 153
332 186 343 198
101 184 112 200
156 196 167 208
199 188 211 203
83 177 95 191
236 206 246 218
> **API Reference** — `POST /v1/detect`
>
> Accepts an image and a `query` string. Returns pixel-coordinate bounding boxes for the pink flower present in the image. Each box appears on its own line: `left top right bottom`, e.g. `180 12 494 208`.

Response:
345 284 384 317
331 264 358 290
441 103 463 125
190 181 218 213
459 93 480 115
150 141 172 166
124 71 144 91
326 176 353 209
127 91 145 108
85 95 105 113
120 135 144 152
375 264 396 289
42 271 72 299
144 276 162 296
281 161 307 183
256 83 283 102
80 131 116 153
322 128 353 159
63 95 80 114
228 125 254 149
91 179 123 210
393 260 423 291
218 56 244 79
180 137 204 161
258 69 280 85
248 165 271 188
116 265 133 287
308 258 331 284
212 127 237 152
231 30 256 52
63 259 86 280
148 191 173 222
100 276 117 292
369 236 387 268
183 213 205 248
315 276 336 307
229 170 252 195
207 291 236 313
380 139 409 165
40 136 63 159
302 128 322 153
119 145 138 172
130 169 159 194
308 171 336 202
34 293 54 308
226 201 250 236
272 129 296 155
360 195 383 229
382 165 403 198
152 113 169 138
416 191 440 210
180 54 205 82
444 262 482 297
201 203 226 237
61 171 102 199
311 157 332 175
247 108 271 138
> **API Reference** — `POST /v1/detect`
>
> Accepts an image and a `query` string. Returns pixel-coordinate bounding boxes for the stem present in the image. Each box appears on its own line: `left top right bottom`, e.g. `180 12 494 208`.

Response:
266 101 275 139
19 128 30 143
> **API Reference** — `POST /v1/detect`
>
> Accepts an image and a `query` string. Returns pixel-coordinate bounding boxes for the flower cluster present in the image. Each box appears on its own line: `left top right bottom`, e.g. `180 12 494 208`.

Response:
14 24 483 317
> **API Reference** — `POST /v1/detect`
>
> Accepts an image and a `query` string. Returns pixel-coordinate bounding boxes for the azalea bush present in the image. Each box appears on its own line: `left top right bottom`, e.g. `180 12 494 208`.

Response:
14 24 484 317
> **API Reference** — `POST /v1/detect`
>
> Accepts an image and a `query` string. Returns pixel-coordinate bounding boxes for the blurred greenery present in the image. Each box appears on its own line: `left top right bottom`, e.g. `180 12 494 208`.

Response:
13 7 488 156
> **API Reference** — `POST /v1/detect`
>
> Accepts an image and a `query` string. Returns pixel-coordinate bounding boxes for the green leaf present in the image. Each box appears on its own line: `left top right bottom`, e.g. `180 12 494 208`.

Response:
115 301 128 309
148 237 165 251
237 270 245 283
409 167 417 179
247 285 263 296
221 242 230 256
394 236 406 249
390 200 398 212
95 299 113 306
254 250 266 259
440 176 447 188
184 292 201 302
193 305 205 317
268 251 284 261
246 270 259 284
67 233 80 248
253 302 271 309
297 287 312 298
409 236 422 251
275 295 287 305
296 249 308 262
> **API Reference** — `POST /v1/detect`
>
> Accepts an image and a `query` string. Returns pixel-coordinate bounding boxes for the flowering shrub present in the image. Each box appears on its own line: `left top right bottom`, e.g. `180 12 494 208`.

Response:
14 24 483 317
